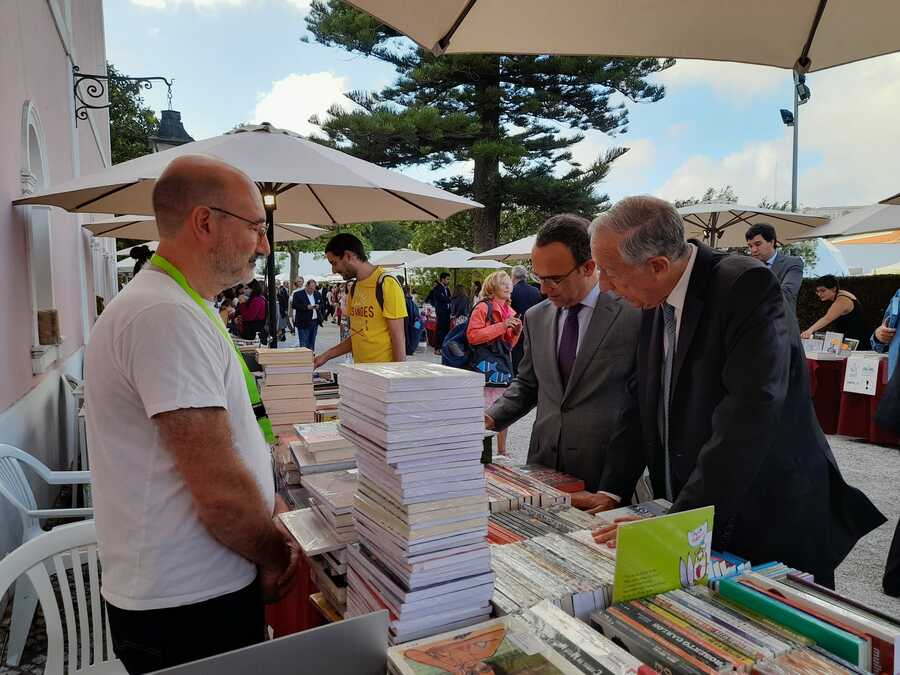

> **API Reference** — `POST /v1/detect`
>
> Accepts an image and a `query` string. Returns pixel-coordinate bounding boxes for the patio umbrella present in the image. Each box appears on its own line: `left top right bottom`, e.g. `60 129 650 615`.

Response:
678 202 827 248
345 1 900 72
786 204 900 241
14 122 481 345
470 234 536 262
880 193 900 206
832 231 900 245
405 247 508 270
87 215 328 243
370 249 427 267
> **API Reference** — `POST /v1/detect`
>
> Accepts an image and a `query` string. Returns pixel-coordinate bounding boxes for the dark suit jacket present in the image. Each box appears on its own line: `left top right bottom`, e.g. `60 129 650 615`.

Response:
511 281 542 318
769 252 804 313
631 243 884 581
292 290 324 328
489 291 644 495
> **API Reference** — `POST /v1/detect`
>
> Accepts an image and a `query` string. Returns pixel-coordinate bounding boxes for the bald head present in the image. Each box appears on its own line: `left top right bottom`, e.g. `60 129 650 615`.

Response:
152 155 259 237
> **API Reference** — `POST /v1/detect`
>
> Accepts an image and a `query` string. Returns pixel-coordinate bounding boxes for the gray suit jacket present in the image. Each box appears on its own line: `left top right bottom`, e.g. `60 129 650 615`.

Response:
488 291 644 495
770 252 804 312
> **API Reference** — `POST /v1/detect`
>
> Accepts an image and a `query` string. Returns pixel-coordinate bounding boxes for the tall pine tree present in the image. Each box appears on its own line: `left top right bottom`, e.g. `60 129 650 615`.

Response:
305 1 673 251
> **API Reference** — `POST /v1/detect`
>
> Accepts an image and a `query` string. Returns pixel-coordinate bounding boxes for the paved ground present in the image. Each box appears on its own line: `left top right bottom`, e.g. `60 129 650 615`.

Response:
306 321 900 616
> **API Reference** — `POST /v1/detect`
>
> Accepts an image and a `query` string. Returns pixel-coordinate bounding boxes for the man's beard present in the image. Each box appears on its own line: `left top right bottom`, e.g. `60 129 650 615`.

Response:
211 246 263 290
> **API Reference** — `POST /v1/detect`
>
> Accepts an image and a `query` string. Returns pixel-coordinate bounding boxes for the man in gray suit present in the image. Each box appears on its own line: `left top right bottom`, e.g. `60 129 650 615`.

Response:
746 223 804 312
485 214 643 512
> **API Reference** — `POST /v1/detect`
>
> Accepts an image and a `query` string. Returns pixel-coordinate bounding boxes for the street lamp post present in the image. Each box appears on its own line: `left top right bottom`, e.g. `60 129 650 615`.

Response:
779 71 810 212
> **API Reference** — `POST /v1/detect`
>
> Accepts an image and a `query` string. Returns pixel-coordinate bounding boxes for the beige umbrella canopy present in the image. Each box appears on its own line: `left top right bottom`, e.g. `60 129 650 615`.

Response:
677 202 827 248
786 204 900 241
470 234 536 262
370 248 427 267
345 1 900 71
86 215 328 242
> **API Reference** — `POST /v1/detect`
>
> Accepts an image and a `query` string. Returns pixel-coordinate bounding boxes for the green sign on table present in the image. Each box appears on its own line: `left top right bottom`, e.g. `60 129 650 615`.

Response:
612 505 715 604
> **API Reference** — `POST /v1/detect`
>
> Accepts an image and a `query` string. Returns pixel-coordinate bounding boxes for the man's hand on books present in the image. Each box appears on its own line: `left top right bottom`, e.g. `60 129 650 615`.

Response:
484 414 496 431
570 491 617 513
591 515 642 548
314 353 326 370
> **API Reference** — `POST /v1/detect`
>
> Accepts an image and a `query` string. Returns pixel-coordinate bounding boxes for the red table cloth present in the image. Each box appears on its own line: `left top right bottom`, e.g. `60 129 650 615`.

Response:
805 357 845 435
837 357 900 446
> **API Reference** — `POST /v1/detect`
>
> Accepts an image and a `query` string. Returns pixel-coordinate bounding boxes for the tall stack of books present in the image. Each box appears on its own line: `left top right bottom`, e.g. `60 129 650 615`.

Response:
256 347 315 436
338 362 492 644
290 421 356 475
388 600 652 675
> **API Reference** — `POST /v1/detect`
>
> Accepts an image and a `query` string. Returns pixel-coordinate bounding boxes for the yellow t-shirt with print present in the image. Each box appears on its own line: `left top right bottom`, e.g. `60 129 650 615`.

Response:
348 268 408 363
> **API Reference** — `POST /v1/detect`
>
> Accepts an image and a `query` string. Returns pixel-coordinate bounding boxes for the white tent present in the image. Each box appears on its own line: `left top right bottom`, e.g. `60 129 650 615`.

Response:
678 203 827 248
470 235 536 262
406 247 508 270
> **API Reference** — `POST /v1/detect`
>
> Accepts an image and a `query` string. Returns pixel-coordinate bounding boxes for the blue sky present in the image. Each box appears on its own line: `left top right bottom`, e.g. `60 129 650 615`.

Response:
105 0 900 210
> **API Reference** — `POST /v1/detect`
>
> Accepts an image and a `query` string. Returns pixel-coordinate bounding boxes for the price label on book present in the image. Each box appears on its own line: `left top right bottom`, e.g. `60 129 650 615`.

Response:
843 355 879 396
612 505 714 604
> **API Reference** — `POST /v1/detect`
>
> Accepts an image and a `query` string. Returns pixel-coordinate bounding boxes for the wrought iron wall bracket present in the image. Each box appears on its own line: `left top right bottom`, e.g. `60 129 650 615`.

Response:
73 66 173 124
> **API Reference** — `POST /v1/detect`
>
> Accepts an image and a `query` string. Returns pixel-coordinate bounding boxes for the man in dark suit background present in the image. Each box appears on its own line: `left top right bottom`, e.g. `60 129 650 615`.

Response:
591 196 885 587
745 223 804 314
486 215 644 511
425 272 452 354
292 279 325 350
510 266 543 375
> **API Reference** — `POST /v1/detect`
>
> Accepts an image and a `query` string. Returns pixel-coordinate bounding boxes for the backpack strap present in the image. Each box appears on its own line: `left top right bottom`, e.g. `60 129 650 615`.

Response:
350 271 400 312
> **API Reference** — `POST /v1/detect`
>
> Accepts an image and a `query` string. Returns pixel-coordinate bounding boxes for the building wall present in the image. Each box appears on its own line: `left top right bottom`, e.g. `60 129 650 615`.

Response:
0 0 113 555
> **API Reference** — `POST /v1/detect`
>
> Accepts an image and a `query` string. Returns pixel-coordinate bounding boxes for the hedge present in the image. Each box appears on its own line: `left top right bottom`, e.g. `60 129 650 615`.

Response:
796 275 900 337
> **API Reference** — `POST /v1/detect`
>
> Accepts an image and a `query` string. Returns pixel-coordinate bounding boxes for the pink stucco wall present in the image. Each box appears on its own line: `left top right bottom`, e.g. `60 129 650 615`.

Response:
0 0 110 412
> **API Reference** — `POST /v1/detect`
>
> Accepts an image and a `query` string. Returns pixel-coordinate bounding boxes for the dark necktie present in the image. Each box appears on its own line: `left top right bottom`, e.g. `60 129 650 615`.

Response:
661 302 677 500
558 303 583 388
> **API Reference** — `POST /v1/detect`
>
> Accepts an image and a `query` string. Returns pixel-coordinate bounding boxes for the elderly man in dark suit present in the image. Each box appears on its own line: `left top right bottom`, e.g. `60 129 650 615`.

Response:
745 223 804 314
591 196 885 587
509 266 542 375
486 214 644 511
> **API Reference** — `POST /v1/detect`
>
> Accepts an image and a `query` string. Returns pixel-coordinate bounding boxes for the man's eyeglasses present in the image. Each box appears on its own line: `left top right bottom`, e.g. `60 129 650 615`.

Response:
534 262 585 289
208 206 268 238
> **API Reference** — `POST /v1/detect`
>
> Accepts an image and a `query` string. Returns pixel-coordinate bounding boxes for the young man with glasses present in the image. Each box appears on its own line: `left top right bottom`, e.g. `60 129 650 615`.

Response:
486 214 644 511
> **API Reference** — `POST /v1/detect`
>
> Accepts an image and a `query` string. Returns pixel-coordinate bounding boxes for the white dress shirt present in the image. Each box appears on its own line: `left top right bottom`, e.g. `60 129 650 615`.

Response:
765 250 778 268
556 283 601 355
306 292 318 321
663 243 698 358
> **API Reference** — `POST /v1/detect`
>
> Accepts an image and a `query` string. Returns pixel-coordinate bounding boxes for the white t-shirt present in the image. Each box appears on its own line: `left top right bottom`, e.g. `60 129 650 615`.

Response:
84 265 274 611
306 292 318 321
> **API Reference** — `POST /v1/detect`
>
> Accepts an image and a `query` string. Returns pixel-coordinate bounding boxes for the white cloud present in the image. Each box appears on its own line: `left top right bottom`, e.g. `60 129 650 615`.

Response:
147 26 161 37
251 72 357 136
657 60 785 104
654 54 900 207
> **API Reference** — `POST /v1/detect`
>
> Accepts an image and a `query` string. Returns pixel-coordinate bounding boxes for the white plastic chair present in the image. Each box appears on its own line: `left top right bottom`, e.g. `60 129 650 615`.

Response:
0 444 92 666
0 520 123 674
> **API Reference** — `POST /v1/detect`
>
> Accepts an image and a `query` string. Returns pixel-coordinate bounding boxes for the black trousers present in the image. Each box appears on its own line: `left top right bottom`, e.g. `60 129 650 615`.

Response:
107 579 266 674
885 518 900 597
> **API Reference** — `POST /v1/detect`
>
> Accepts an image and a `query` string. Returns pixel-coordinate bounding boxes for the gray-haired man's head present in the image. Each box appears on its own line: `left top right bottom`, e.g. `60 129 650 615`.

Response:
511 266 529 283
590 196 690 310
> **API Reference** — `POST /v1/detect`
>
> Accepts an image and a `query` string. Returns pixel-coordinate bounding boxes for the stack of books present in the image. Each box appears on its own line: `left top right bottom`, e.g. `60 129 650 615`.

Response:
256 347 315 436
308 552 348 616
491 533 616 619
388 600 651 675
592 571 900 674
485 463 571 513
513 463 586 493
302 469 359 545
488 503 589 544
338 362 492 644
290 421 356 475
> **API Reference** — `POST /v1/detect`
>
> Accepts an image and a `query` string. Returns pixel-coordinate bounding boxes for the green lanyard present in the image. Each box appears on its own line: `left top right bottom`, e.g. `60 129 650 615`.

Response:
150 254 275 444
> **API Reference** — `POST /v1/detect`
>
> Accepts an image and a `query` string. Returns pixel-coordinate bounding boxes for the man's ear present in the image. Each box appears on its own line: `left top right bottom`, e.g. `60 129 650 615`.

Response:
648 256 671 278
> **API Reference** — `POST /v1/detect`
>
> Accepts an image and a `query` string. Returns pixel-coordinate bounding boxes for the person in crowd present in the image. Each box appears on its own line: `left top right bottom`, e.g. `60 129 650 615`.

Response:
292 278 324 351
873 358 900 597
745 223 804 313
509 265 543 375
487 215 643 507
237 278 267 341
468 271 522 456
315 233 407 367
218 288 237 330
130 244 154 276
83 155 299 673
339 281 354 342
450 284 471 325
426 272 453 354
590 195 885 587
801 275 869 343
870 287 900 378
472 280 483 302
276 279 290 342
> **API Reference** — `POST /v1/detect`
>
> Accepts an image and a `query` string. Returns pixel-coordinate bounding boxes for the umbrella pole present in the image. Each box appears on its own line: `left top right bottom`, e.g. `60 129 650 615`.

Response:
265 205 277 348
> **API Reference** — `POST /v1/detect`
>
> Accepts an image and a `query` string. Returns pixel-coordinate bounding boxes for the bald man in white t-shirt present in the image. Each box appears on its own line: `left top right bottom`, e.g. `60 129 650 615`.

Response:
85 155 298 673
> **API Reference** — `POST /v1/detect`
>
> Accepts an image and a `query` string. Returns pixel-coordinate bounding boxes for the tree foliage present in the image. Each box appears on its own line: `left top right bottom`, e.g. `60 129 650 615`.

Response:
304 1 673 251
107 62 159 166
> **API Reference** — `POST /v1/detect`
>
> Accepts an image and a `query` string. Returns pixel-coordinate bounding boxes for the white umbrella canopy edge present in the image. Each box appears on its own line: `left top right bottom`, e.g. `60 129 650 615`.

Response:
405 247 509 269
677 202 827 248
786 204 900 241
13 124 482 224
84 214 329 243
469 234 537 261
370 249 427 267
344 0 900 73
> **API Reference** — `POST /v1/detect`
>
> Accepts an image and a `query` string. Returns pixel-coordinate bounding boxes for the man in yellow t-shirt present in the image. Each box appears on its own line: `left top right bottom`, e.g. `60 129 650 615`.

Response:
315 233 408 368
